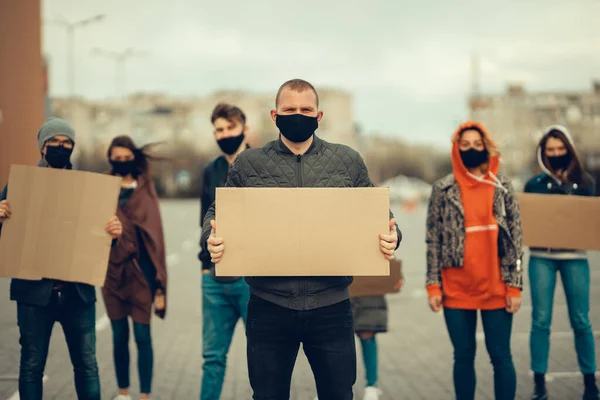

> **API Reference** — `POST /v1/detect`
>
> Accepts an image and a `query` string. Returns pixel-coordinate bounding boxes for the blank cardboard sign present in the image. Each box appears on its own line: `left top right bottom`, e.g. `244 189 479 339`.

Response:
517 193 600 251
349 258 403 298
0 165 121 286
215 187 390 276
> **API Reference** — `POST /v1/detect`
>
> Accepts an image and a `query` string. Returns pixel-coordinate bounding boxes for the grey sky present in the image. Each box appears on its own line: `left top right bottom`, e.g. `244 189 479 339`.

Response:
42 0 600 148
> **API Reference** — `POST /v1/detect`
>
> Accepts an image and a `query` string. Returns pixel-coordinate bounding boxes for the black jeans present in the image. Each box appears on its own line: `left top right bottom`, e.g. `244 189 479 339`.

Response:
444 308 516 400
17 289 100 400
111 318 153 394
246 295 356 400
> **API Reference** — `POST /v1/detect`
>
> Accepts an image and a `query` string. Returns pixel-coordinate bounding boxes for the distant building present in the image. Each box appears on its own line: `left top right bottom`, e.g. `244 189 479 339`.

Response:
468 81 600 176
51 87 360 160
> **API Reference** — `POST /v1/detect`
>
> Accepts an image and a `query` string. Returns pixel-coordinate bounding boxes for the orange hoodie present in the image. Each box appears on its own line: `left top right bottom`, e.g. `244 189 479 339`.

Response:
427 122 520 310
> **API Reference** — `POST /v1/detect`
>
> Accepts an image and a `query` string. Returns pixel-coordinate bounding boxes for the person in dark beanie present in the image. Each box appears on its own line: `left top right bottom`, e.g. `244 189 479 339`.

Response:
0 117 123 400
198 103 250 400
201 80 401 400
35 117 76 168
525 125 598 400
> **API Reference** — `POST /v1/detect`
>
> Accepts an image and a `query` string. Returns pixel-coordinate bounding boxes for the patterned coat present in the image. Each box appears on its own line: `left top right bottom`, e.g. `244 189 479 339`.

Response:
425 173 524 290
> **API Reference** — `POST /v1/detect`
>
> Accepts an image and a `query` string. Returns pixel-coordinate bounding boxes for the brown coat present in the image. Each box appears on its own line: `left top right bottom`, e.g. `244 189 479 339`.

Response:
102 175 167 325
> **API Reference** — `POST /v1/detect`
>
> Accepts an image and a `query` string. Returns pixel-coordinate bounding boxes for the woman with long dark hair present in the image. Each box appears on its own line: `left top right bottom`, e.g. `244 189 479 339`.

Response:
102 136 168 400
525 126 598 400
426 121 524 400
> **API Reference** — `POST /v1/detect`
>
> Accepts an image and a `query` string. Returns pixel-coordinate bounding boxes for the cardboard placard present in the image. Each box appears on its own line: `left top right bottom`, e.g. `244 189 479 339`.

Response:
349 258 402 298
0 165 121 286
517 193 600 251
215 187 390 276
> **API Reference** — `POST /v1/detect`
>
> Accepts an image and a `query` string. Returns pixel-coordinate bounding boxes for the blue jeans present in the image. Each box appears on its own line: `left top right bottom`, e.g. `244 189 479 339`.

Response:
111 319 153 394
17 289 100 400
246 295 356 400
529 256 597 374
358 336 378 387
444 308 516 400
200 274 250 400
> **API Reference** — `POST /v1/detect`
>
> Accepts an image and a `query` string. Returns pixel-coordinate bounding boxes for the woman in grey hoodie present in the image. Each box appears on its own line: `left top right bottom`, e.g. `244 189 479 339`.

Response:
524 125 598 400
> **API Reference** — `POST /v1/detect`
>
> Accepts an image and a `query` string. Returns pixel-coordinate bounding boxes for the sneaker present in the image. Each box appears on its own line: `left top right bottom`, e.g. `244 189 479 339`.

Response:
363 386 382 400
531 388 548 400
113 395 132 400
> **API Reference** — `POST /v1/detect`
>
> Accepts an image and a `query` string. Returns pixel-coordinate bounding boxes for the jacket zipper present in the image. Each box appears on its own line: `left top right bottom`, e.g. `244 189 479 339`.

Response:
498 224 522 273
296 154 308 308
296 155 303 188
495 189 522 273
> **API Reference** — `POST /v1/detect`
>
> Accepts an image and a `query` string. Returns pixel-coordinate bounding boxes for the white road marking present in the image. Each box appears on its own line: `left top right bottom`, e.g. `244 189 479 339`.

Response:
181 240 195 252
167 253 180 266
529 370 600 382
95 314 110 332
476 331 600 341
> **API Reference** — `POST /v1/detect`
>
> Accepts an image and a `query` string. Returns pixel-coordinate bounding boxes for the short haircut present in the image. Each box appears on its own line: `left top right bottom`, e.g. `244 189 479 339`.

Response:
275 79 319 107
211 103 246 125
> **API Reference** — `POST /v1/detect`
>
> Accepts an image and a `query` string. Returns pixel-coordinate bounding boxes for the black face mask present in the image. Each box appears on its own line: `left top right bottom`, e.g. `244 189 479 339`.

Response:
110 160 137 177
276 114 318 143
45 145 73 169
460 148 489 169
217 133 245 155
547 154 571 171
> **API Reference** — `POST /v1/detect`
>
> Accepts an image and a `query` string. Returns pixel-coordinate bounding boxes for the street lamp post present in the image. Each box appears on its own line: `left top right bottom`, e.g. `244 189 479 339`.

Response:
91 47 147 99
45 14 105 105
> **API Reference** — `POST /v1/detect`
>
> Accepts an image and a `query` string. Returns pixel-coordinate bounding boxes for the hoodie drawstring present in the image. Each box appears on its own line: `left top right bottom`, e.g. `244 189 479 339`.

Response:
466 171 507 216
466 171 508 193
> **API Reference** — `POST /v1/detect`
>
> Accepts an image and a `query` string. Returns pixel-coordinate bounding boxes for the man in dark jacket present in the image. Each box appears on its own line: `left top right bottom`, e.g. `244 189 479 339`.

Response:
198 103 251 400
0 117 123 400
201 79 402 400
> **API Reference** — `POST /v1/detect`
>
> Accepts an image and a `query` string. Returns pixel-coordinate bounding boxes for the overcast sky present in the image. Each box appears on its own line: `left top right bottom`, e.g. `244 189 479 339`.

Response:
42 0 600 148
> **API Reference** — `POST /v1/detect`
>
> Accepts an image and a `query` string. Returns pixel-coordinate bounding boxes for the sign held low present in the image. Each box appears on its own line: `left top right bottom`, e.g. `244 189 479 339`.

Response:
215 187 391 277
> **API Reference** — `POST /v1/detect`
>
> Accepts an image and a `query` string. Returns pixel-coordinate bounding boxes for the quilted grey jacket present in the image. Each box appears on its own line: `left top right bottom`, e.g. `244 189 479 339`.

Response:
425 173 524 290
201 135 402 310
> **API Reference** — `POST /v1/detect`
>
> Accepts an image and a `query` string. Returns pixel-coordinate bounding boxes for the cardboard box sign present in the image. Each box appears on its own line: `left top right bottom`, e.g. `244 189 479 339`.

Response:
349 259 403 298
215 187 391 276
517 193 600 251
0 165 121 286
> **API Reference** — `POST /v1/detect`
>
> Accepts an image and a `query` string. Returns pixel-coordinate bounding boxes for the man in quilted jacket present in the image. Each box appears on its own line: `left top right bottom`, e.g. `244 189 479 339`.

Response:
201 79 401 400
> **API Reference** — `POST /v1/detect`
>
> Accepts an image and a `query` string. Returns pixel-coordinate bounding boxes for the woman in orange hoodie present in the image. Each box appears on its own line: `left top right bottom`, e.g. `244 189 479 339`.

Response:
425 121 524 400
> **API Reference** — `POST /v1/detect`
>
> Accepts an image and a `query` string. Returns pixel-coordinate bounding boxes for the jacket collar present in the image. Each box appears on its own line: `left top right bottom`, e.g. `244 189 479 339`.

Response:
439 172 507 217
438 173 455 190
276 134 321 156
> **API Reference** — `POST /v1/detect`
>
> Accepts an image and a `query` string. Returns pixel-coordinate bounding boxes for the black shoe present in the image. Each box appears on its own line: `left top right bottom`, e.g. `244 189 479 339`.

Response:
583 386 600 400
584 373 600 400
532 373 548 400
532 391 548 400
